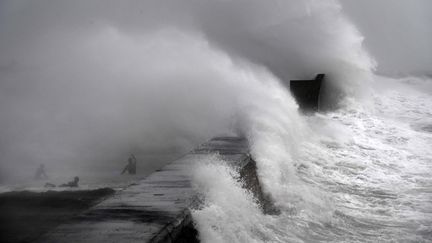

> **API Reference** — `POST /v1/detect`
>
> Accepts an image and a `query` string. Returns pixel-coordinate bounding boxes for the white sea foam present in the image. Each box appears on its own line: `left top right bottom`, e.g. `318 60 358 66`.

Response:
191 76 432 242
1 0 430 242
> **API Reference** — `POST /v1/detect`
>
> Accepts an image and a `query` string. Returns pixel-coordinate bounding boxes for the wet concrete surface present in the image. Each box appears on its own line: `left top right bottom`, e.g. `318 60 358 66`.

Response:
37 137 260 243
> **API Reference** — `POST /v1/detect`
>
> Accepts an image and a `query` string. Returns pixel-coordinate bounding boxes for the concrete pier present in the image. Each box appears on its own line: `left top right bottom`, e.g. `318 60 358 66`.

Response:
38 136 264 243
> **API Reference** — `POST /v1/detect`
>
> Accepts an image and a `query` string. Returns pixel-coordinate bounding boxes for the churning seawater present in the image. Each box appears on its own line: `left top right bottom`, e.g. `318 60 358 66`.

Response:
0 1 430 242
191 75 432 243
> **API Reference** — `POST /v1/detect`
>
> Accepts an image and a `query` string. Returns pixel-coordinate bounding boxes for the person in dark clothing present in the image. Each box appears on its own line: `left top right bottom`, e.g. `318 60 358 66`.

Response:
59 176 79 187
34 164 48 180
121 154 137 175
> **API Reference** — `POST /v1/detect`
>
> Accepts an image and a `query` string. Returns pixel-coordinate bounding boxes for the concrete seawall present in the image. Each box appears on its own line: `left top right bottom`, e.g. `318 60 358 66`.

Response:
38 137 267 243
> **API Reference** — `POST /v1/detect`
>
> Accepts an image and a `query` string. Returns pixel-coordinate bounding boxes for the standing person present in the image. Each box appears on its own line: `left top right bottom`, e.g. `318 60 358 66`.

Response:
34 164 48 180
121 154 137 175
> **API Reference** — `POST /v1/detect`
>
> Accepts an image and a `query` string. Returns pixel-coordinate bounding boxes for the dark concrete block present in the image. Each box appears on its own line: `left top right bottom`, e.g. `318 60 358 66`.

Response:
290 74 324 111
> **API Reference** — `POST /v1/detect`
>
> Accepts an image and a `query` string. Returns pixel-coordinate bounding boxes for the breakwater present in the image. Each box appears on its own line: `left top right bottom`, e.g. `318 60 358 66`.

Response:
38 137 266 243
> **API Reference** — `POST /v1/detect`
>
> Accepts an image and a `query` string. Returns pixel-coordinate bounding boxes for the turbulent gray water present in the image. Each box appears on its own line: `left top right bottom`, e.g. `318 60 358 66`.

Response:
0 0 431 242
295 76 432 242
191 76 432 243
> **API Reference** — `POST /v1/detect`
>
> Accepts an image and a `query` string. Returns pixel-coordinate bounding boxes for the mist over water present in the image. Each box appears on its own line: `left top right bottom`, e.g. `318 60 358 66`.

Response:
0 0 374 181
0 0 431 242
0 0 375 180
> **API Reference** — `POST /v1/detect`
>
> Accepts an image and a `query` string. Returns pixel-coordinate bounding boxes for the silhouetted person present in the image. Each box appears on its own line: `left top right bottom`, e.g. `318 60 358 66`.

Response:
60 176 79 187
34 164 48 180
121 154 137 175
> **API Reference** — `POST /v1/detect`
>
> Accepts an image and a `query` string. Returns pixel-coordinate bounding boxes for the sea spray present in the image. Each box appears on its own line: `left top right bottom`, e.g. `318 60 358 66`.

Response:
191 75 432 242
0 0 376 180
189 61 337 242
1 1 431 242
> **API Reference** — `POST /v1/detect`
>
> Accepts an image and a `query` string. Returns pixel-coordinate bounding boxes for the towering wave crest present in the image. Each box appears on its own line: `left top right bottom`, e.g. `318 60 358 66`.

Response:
0 0 374 180
179 0 379 241
194 0 377 107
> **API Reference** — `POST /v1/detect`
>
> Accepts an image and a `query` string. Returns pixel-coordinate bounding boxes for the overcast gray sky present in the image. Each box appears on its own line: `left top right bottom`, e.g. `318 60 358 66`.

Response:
342 0 432 75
